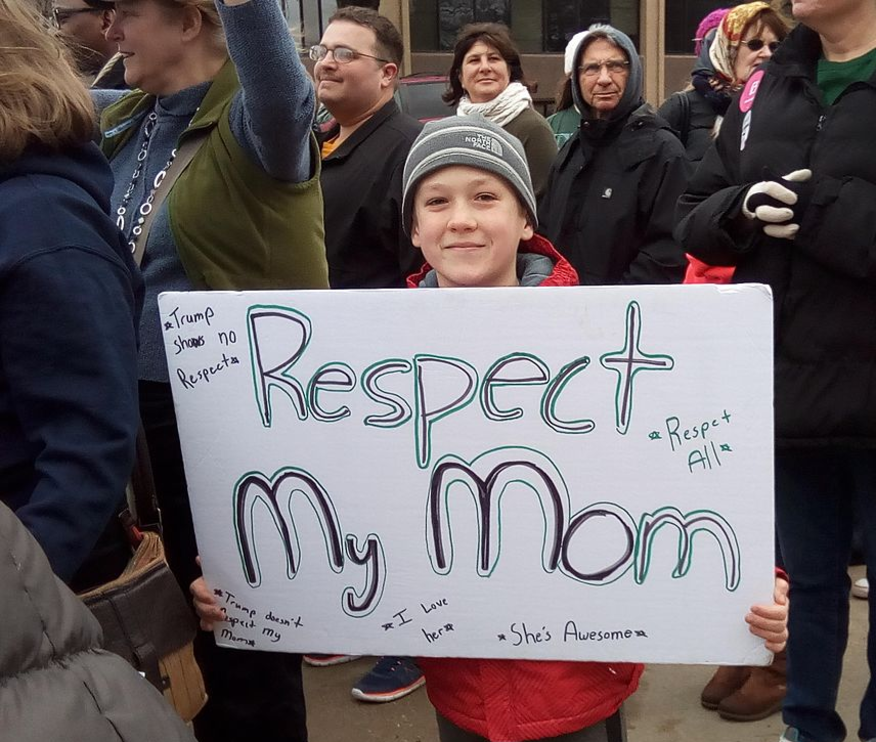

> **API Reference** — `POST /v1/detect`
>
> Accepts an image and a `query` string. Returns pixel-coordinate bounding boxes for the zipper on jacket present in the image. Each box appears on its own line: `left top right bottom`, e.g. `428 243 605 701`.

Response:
816 114 826 132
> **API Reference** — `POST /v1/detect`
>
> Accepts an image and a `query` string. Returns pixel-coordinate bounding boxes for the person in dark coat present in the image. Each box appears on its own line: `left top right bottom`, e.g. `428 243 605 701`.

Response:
660 3 789 286
0 0 141 590
0 501 195 742
537 24 687 286
675 1 876 740
314 6 423 290
659 3 788 166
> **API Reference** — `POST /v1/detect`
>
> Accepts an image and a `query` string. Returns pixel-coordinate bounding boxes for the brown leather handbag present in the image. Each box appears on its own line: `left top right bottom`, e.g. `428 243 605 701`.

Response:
79 430 207 723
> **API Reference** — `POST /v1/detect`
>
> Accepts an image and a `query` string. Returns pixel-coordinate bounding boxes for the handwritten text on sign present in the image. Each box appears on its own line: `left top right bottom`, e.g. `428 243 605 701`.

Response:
160 285 774 664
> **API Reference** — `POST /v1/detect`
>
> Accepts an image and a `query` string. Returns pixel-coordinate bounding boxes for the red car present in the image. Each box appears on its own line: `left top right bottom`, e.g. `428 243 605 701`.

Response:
396 74 454 123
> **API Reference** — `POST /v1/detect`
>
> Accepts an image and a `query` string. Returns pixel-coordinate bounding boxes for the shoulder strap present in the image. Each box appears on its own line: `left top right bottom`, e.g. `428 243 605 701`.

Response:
131 129 210 267
675 91 692 148
128 426 162 533
125 131 209 530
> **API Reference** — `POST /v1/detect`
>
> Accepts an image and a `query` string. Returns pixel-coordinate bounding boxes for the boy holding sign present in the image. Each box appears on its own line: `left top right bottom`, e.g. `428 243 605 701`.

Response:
191 116 789 742
398 117 789 742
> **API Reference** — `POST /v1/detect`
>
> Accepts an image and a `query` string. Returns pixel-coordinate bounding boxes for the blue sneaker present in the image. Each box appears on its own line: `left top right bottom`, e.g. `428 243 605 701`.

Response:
351 656 425 702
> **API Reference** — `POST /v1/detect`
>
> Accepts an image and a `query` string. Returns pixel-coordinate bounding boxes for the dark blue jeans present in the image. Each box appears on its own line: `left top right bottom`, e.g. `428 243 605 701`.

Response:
776 448 875 742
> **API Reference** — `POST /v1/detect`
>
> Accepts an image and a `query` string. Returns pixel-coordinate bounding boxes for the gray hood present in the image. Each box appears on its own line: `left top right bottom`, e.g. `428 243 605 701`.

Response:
569 24 644 124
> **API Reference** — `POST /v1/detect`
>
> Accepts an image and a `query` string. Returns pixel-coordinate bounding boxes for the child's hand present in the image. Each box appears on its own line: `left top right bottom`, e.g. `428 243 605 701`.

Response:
190 557 226 631
745 576 789 653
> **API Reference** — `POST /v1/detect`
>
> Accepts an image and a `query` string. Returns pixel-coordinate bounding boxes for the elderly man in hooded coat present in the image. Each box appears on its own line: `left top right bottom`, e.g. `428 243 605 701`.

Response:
538 24 688 286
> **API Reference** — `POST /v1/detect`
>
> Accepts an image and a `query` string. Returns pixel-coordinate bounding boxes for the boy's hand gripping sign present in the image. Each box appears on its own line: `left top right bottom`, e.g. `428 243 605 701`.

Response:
160 284 774 665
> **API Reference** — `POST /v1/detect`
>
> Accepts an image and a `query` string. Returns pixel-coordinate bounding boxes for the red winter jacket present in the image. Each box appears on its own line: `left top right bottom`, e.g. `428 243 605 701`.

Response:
409 233 644 741
683 254 734 284
406 233 577 289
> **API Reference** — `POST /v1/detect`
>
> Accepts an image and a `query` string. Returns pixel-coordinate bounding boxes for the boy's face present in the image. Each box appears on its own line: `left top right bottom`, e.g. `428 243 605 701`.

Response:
411 165 533 289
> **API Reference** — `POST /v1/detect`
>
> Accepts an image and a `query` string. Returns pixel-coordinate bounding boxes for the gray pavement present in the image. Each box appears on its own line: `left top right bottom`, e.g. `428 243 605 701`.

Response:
304 565 869 742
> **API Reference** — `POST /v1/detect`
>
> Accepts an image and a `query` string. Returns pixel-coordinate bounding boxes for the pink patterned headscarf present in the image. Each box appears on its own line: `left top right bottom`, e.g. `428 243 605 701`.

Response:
709 1 773 84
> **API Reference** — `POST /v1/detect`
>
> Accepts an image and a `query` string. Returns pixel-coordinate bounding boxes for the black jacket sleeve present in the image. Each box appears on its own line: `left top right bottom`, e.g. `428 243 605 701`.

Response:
674 102 755 267
622 135 689 284
0 247 139 581
385 158 423 283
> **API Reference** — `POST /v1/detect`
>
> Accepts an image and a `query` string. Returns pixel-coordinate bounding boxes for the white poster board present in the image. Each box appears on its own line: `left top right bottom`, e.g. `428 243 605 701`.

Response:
160 284 774 665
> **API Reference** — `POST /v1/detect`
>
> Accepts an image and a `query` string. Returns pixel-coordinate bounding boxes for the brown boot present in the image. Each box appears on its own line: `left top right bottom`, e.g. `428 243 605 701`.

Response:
701 665 751 709
717 650 787 721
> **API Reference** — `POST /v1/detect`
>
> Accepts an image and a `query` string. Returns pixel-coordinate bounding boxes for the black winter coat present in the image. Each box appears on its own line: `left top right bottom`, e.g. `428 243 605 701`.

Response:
321 100 423 289
675 24 876 446
538 104 688 285
658 89 719 166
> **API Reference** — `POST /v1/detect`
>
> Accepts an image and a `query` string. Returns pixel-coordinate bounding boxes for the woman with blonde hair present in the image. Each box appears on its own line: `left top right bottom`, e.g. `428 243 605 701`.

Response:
94 0 328 738
0 0 141 593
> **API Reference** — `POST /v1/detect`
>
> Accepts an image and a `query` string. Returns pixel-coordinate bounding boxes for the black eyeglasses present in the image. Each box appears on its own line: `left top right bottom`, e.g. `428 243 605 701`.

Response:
309 44 389 65
51 6 102 27
741 39 781 53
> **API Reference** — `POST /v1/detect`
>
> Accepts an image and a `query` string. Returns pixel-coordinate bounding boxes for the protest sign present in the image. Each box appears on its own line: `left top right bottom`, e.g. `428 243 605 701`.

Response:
160 284 774 664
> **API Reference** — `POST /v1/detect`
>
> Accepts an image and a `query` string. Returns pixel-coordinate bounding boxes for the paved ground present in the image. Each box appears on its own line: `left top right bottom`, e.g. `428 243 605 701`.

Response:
304 565 869 742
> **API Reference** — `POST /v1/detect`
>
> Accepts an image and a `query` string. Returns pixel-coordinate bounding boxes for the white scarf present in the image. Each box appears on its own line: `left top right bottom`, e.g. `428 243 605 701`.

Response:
457 81 532 127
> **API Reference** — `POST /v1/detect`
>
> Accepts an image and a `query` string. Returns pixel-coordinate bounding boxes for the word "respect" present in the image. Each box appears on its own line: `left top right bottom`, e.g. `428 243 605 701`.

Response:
247 306 621 469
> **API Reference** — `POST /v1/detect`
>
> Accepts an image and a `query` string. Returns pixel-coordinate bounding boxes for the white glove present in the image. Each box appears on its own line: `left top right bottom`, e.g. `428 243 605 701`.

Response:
742 169 812 240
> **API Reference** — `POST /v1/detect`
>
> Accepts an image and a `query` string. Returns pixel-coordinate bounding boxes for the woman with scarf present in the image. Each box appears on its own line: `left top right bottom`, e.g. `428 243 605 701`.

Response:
659 2 788 165
443 23 556 199
661 2 788 285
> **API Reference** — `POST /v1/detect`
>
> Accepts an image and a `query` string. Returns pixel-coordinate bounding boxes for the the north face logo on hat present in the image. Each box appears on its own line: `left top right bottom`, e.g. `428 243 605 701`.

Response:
463 133 503 156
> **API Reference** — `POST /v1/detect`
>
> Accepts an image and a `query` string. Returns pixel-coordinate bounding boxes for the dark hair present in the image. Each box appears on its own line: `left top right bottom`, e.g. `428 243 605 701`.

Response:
337 0 379 8
442 22 525 106
82 0 114 9
554 75 572 112
328 6 403 66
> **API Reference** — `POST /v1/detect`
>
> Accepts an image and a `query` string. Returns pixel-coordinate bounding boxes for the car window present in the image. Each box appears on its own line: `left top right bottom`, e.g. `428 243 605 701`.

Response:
397 81 453 122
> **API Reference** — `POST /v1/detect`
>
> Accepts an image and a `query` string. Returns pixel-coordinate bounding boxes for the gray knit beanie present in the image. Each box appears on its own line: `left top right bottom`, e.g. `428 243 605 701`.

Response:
401 115 537 235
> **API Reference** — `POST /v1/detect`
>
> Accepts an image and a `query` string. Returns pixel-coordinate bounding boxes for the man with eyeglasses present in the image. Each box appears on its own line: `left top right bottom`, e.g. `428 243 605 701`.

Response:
302 5 425 705
538 23 688 286
310 6 422 293
51 0 125 87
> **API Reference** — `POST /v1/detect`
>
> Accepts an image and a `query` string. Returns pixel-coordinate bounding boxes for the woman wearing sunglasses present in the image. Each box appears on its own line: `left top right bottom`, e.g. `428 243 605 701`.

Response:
659 1 789 165
660 2 789 286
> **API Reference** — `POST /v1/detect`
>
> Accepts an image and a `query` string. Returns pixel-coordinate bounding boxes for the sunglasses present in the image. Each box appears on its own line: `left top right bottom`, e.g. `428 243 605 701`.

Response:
740 39 781 53
51 6 102 27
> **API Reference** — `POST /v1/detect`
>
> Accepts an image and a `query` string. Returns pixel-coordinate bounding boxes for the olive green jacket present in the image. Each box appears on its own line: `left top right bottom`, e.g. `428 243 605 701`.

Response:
100 60 328 290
